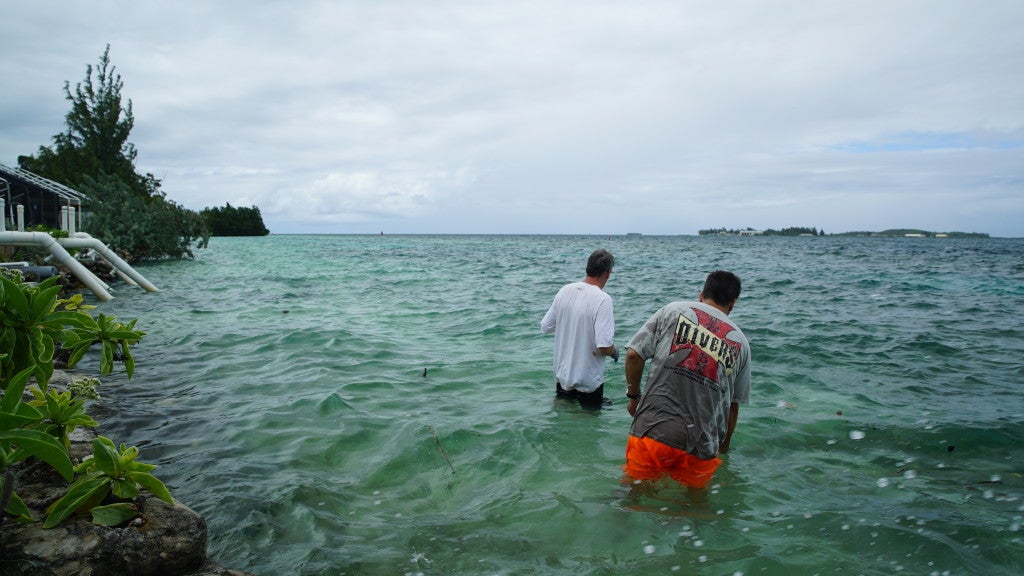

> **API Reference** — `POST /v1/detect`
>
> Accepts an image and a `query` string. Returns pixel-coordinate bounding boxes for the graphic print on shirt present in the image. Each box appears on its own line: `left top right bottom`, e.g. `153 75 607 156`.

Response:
668 308 742 390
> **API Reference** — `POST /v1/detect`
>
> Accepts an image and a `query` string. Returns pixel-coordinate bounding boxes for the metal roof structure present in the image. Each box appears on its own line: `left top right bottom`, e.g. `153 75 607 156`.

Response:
0 163 87 228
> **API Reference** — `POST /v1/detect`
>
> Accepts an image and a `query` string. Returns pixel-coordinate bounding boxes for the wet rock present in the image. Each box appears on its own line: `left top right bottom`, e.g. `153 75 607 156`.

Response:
1 377 254 576
2 495 207 576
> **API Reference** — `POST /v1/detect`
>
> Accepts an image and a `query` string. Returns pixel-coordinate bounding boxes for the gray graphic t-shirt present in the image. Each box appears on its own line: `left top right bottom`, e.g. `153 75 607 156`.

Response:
627 301 751 460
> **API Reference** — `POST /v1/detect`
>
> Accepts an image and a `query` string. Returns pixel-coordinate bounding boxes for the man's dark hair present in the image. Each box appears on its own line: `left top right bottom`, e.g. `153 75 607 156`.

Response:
702 270 741 305
586 249 614 277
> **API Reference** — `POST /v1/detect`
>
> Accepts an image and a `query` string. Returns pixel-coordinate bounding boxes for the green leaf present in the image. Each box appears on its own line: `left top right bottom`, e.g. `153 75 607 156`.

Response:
1 367 35 412
106 329 144 342
38 334 55 364
91 436 121 477
111 477 139 500
100 340 114 376
73 456 94 475
122 342 135 378
65 414 99 428
58 328 87 347
130 471 174 504
0 429 73 481
90 503 138 526
0 327 15 358
33 359 54 390
29 284 62 322
0 401 43 432
43 476 109 528
0 277 30 318
3 491 33 523
126 460 156 474
66 342 91 369
57 311 100 331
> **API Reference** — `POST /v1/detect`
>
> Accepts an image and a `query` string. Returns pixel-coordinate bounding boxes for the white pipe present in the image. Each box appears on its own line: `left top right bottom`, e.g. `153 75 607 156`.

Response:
0 198 6 232
61 206 69 231
17 205 24 231
0 231 112 301
68 206 77 235
60 233 158 292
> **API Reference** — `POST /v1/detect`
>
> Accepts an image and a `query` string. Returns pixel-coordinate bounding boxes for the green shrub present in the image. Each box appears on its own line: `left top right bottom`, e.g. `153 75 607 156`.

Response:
80 174 209 263
45 435 173 528
1 276 164 528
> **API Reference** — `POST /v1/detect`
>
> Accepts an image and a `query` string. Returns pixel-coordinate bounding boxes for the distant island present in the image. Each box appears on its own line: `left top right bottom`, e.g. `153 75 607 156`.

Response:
697 227 989 238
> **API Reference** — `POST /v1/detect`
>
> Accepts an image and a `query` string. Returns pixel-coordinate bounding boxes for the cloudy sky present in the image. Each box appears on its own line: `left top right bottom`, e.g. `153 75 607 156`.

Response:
3 1 1022 236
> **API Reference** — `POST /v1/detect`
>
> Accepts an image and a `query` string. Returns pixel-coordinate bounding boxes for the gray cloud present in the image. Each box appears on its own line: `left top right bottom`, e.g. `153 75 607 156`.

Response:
3 0 1022 236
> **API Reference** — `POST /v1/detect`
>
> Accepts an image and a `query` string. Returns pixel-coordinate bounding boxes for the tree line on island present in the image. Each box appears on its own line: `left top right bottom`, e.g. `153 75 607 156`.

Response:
699 227 825 236
13 46 269 264
698 226 988 238
199 204 269 237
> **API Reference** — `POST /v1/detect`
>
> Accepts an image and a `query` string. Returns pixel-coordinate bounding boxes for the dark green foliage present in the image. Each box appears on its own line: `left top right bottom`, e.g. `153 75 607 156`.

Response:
18 45 157 198
1 277 149 525
762 227 820 236
830 229 990 237
44 435 172 528
698 227 825 236
698 227 764 235
16 46 208 261
200 203 270 236
79 175 208 262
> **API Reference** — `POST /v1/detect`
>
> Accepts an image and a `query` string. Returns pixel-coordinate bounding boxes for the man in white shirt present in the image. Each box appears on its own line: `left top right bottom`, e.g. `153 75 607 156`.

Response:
540 249 618 408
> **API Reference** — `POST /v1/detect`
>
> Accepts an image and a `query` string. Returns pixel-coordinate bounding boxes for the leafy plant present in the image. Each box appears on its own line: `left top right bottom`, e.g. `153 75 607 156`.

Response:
80 173 209 262
45 435 172 528
0 275 150 527
60 312 144 378
17 46 210 261
1 367 75 523
25 225 69 239
0 276 88 391
57 293 95 313
0 268 24 283
28 385 98 449
0 276 140 392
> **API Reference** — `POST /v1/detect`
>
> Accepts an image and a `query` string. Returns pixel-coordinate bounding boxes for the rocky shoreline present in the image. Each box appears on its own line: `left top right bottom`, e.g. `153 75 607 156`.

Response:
1 371 253 576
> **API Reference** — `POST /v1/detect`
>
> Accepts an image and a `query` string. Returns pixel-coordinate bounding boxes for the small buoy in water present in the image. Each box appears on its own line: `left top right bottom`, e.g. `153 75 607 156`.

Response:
282 310 290 314
836 410 843 416
947 445 955 452
422 368 427 378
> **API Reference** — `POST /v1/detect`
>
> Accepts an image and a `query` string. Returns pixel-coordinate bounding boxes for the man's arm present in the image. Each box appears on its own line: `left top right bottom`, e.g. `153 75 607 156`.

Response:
540 303 556 334
624 348 645 416
595 344 618 360
719 402 740 454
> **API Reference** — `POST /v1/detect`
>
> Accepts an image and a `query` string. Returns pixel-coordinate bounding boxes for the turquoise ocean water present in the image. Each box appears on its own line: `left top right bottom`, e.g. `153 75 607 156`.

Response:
83 234 1022 575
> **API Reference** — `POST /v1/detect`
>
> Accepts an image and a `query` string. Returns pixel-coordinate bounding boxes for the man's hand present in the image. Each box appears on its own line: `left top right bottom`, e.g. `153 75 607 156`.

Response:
719 402 740 454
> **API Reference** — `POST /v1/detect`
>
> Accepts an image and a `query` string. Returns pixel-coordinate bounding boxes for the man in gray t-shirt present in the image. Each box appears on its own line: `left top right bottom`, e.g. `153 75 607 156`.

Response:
623 270 751 489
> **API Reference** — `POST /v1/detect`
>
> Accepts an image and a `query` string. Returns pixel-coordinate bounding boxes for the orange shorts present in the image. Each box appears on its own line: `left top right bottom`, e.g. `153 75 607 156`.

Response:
623 435 721 489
